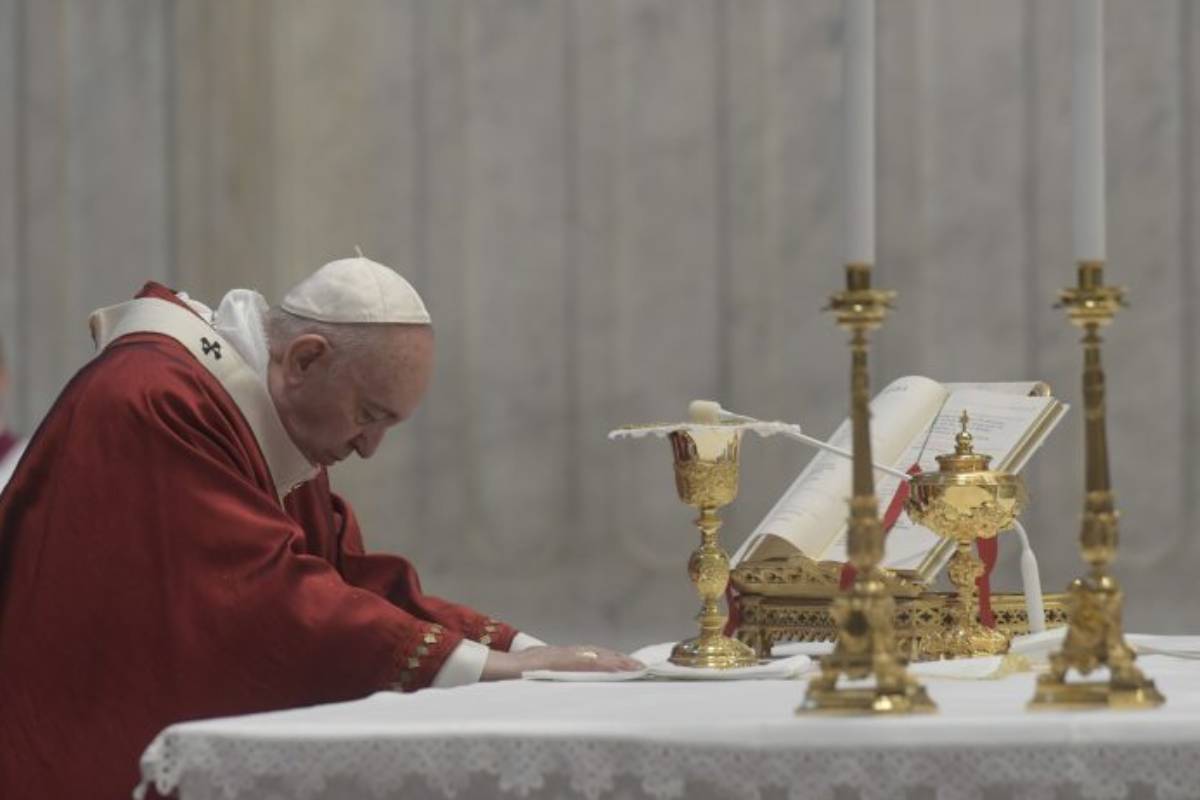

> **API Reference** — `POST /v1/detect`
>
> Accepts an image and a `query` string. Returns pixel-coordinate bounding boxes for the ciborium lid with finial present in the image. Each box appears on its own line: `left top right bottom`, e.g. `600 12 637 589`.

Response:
907 411 1027 543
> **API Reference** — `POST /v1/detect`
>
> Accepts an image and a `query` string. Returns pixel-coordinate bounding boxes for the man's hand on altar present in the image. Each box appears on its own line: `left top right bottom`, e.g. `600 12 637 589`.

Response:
481 645 643 680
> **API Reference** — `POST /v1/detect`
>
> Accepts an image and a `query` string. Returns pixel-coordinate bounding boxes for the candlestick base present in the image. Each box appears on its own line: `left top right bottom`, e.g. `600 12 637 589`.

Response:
1028 573 1164 711
798 571 936 715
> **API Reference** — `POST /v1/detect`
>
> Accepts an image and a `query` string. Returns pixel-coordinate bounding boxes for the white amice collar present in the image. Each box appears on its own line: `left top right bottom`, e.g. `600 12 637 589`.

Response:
212 289 272 379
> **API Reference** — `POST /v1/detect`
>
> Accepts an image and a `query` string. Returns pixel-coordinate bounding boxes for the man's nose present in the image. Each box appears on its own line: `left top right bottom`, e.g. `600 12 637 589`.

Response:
353 426 386 459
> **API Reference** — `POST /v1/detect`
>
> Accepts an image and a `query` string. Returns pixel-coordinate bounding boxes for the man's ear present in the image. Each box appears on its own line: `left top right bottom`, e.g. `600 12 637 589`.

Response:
281 335 330 384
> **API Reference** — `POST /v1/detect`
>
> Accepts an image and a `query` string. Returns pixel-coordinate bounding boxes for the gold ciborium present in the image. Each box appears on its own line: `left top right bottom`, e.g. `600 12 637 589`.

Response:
666 426 758 668
906 411 1027 659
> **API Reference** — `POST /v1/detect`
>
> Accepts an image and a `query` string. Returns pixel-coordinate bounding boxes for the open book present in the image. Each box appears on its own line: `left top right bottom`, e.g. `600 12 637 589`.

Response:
730 376 1068 583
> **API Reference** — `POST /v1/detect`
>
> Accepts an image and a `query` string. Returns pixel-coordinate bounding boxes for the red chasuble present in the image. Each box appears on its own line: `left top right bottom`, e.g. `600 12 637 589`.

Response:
0 430 17 463
0 284 517 799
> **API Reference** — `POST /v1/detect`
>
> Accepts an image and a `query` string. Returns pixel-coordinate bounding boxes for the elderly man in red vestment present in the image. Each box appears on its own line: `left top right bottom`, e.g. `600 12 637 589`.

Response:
0 256 638 799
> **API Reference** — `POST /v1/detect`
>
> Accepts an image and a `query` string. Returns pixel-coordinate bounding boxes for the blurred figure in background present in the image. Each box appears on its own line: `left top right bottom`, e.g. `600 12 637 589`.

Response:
0 337 25 491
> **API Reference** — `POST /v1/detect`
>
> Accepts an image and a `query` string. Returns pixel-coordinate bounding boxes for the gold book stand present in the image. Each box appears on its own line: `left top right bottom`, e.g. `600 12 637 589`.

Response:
730 550 1069 662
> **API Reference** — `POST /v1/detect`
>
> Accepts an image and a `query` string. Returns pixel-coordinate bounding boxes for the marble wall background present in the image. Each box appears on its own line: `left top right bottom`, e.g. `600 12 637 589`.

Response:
1 0 1197 649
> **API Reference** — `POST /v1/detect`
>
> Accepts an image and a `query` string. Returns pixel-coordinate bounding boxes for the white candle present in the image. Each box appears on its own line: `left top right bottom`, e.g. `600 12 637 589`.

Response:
843 0 875 265
1073 0 1105 262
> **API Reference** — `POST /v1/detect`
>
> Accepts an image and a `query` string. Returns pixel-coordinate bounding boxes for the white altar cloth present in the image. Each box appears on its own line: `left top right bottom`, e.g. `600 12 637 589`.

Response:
139 650 1200 800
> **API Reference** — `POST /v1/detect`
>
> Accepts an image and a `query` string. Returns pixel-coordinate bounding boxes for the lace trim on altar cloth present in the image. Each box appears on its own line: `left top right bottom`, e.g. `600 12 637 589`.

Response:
138 735 1200 800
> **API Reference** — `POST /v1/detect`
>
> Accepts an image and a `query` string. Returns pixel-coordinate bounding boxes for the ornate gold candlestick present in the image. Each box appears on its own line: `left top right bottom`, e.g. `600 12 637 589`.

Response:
666 426 758 668
798 264 935 714
1028 262 1164 710
906 412 1027 659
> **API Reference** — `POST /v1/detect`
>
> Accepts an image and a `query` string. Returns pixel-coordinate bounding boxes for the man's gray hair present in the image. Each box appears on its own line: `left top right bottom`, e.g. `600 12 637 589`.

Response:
264 307 389 373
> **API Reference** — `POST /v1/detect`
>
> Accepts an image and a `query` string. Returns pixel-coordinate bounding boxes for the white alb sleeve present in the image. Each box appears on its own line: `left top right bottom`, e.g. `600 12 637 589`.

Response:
511 632 546 652
430 640 490 688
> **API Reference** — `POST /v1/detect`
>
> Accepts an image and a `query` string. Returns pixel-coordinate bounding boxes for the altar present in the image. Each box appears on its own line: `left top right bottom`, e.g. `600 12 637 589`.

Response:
139 644 1200 800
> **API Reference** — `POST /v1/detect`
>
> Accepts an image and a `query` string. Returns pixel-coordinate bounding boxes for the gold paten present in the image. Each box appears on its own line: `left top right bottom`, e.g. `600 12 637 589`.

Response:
1028 262 1164 711
905 412 1027 659
734 591 1069 660
797 264 936 715
665 425 759 668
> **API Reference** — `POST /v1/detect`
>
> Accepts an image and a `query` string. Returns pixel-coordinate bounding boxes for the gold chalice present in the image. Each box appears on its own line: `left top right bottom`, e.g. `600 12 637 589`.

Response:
906 412 1027 659
666 426 758 668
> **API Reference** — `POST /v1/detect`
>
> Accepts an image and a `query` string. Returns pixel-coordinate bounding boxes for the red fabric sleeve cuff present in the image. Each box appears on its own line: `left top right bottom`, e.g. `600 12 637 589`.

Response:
460 617 518 652
389 622 464 692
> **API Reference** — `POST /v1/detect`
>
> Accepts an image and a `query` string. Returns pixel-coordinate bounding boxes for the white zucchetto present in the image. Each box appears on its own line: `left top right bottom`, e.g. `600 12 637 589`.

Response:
281 255 432 325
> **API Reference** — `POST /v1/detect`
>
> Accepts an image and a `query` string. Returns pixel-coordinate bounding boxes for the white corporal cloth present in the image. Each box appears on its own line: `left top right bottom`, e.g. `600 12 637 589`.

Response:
139 636 1200 800
524 642 812 682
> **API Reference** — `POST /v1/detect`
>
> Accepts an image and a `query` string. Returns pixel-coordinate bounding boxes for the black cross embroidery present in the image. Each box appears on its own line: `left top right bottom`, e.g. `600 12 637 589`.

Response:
200 337 222 359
